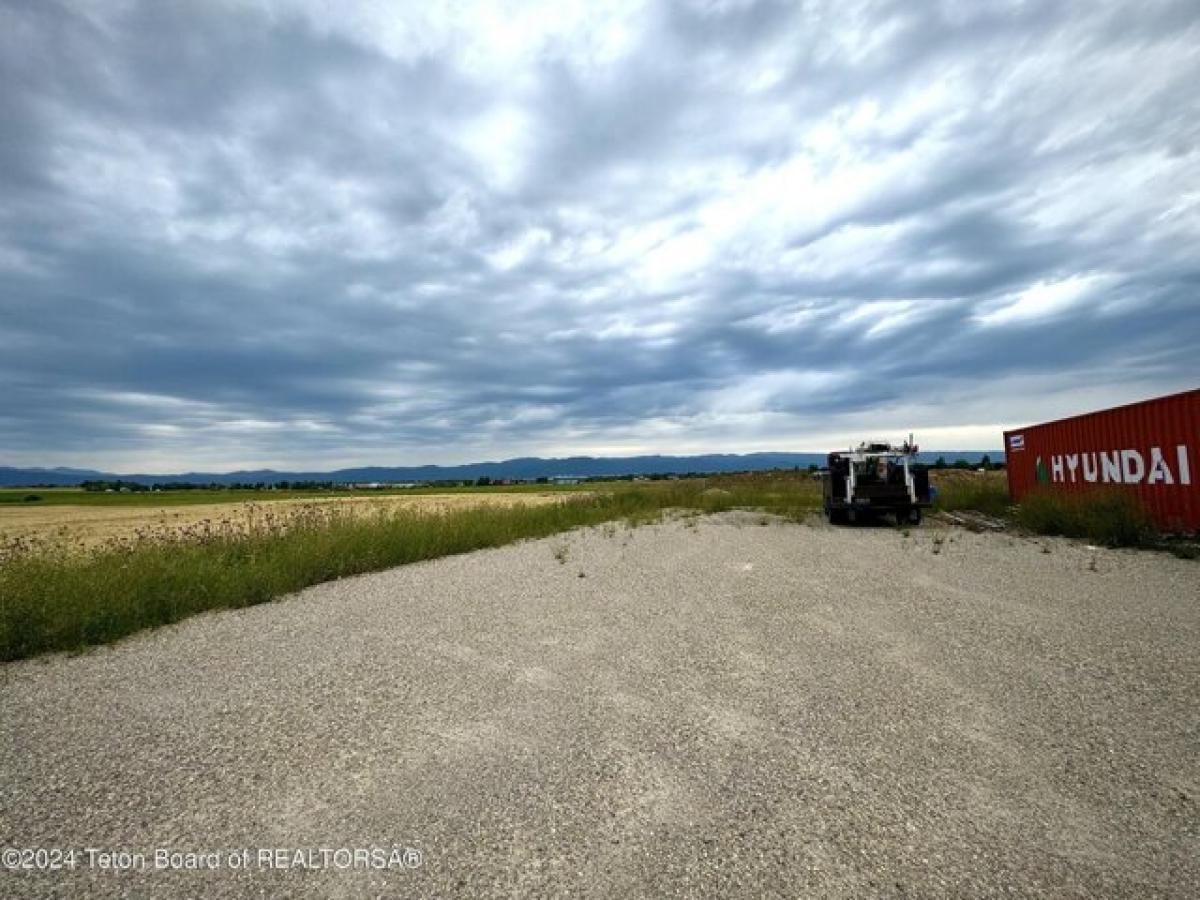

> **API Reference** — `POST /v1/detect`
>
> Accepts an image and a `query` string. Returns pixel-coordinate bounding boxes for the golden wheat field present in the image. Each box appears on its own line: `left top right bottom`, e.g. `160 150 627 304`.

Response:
0 492 584 552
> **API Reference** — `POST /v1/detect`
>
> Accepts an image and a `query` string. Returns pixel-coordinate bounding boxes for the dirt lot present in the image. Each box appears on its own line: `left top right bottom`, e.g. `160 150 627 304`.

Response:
1 513 1196 898
0 491 579 550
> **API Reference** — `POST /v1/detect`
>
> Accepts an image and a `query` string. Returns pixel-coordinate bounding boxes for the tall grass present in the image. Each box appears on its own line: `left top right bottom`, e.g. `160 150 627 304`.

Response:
1015 489 1153 547
931 471 1011 517
931 472 1164 547
0 477 821 662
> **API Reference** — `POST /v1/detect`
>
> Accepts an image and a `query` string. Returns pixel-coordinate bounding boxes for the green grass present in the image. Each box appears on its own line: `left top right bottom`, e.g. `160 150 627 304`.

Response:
1014 489 1154 547
929 473 1186 551
0 493 49 504
0 476 821 662
932 472 1011 517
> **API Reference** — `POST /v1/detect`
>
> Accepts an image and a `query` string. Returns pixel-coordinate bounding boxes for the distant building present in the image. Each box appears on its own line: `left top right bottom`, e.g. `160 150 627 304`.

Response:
550 475 582 485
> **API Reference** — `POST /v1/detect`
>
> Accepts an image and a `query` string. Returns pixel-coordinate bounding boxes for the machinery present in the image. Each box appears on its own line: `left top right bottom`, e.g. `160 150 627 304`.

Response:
822 438 931 525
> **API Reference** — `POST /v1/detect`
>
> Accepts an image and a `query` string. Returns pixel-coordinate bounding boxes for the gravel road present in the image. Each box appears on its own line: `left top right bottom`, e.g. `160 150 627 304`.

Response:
2 512 1197 898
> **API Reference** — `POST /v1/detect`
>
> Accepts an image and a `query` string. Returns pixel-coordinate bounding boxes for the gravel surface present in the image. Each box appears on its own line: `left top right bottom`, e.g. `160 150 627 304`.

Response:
2 512 1197 898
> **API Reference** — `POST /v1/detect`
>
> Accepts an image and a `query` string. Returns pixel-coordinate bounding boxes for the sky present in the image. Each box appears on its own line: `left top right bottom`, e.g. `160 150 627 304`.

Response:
2 0 1198 472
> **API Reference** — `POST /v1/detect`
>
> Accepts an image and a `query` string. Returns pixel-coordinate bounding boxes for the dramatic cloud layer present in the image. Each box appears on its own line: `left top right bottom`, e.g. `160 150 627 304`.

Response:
2 0 1198 469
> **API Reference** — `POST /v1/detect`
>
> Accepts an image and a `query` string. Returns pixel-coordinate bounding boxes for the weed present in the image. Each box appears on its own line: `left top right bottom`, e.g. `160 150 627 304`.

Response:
0 474 827 662
933 472 1010 517
553 544 569 564
1016 489 1152 547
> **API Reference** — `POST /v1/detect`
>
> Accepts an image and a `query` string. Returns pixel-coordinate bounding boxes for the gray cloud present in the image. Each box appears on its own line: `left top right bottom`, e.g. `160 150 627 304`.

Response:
1 0 1198 469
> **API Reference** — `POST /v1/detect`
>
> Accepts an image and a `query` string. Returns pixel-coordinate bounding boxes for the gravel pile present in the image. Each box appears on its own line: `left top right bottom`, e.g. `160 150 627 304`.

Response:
2 512 1197 897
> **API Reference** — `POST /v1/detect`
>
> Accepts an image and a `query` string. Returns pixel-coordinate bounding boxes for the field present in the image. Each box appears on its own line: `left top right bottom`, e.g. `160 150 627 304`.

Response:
0 476 822 661
3 469 1192 665
1 469 1195 897
0 488 589 551
0 482 594 506
3 512 1195 898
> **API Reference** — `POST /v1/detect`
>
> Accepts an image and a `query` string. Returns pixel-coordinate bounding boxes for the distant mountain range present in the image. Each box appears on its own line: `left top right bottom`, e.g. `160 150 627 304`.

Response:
0 451 1002 487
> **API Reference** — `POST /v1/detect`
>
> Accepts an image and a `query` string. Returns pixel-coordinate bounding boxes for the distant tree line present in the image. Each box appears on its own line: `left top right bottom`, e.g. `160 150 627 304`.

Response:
80 480 343 492
918 455 1003 471
81 480 153 492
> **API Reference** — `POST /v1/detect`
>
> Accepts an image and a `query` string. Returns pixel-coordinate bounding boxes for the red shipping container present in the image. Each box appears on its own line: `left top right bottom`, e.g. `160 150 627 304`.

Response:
1004 388 1200 533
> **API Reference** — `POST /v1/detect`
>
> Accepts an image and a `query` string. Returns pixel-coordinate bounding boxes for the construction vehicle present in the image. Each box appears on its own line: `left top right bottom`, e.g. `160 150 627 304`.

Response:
822 438 931 525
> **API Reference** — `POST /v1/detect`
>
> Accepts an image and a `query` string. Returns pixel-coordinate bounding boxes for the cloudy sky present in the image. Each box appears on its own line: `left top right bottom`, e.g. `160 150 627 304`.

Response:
2 0 1198 471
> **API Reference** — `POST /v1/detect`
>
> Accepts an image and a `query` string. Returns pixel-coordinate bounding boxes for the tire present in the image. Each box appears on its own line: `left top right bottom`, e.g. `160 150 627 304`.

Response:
846 508 858 526
908 507 923 525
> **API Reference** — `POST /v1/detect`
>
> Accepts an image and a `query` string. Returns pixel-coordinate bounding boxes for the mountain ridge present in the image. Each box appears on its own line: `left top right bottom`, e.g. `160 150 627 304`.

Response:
0 451 1002 486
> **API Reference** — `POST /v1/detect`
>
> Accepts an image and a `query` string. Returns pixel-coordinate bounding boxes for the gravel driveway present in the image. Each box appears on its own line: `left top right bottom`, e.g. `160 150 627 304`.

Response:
2 512 1197 898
